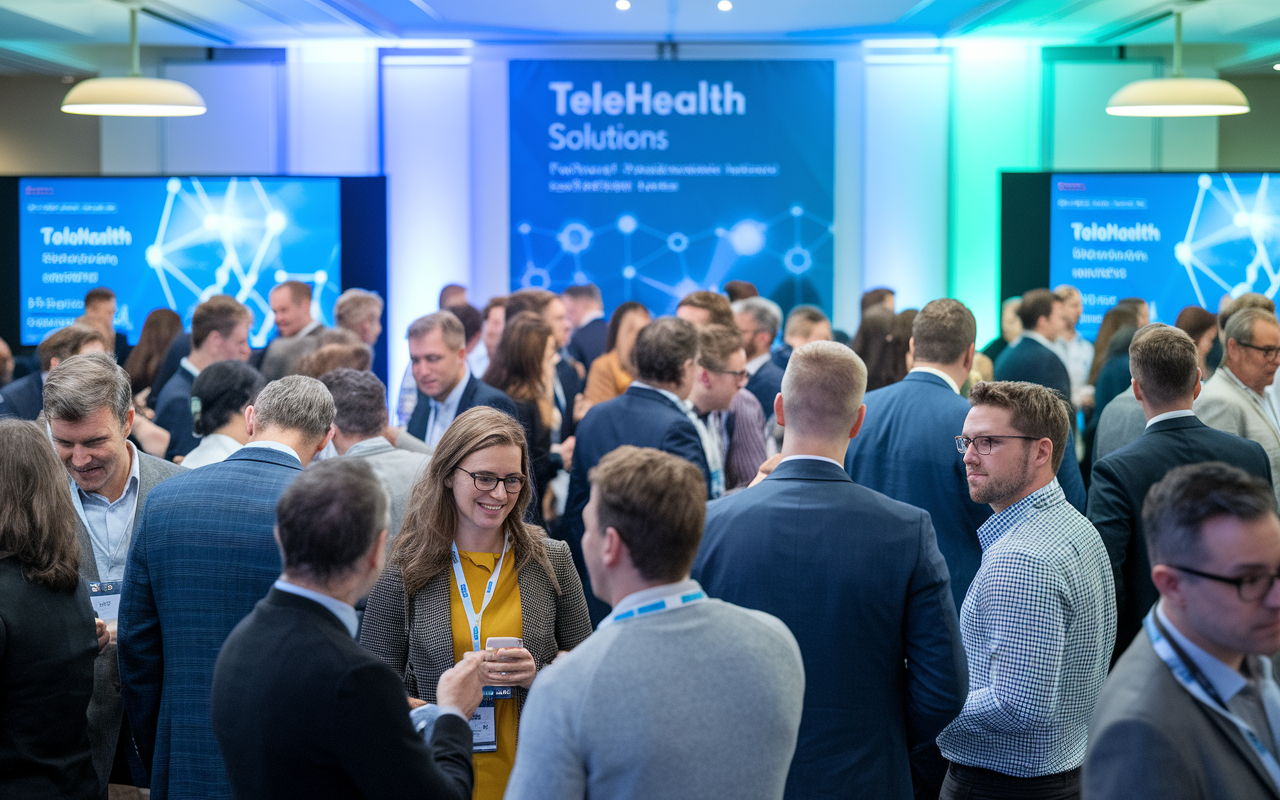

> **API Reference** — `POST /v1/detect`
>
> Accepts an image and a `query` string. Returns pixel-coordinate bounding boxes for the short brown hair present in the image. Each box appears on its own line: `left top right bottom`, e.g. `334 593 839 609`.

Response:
272 280 312 305
1129 324 1199 408
505 289 558 320
334 288 383 330
912 298 976 365
784 305 830 340
1017 288 1059 330
83 286 116 309
296 343 372 378
968 381 1070 471
1144 462 1277 566
632 316 698 385
861 288 894 312
589 445 705 582
483 296 507 321
677 291 735 328
0 419 81 591
406 311 466 350
192 295 251 349
37 323 108 372
723 280 758 302
1175 306 1217 344
696 324 743 372
780 341 866 439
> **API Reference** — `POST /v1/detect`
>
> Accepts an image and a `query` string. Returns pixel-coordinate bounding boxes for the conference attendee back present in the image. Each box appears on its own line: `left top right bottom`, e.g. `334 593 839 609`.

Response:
695 341 966 800
1093 387 1147 462
212 459 480 800
0 324 108 421
993 288 1073 404
1088 325 1272 663
118 376 335 799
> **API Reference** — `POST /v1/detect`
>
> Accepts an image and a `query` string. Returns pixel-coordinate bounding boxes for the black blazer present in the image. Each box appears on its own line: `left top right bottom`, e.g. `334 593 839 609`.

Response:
1087 414 1273 662
745 358 784 421
0 560 99 800
566 318 607 370
212 588 474 800
148 333 191 410
155 367 197 460
406 374 519 442
512 398 561 527
554 356 583 440
993 336 1072 402
0 372 43 420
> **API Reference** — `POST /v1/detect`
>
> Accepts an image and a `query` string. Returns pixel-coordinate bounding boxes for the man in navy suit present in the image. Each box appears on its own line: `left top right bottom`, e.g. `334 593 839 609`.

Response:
734 297 785 426
564 316 710 625
993 287 1073 403
405 310 517 446
693 340 967 800
846 299 1088 612
0 323 108 420
118 375 335 799
564 284 608 370
1088 324 1273 663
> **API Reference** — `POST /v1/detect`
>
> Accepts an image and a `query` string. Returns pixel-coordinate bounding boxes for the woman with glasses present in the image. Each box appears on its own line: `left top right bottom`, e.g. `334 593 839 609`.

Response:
360 406 592 800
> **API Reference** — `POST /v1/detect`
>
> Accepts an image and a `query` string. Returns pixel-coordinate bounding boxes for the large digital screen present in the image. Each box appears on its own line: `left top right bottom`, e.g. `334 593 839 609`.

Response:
19 176 342 346
1049 172 1279 340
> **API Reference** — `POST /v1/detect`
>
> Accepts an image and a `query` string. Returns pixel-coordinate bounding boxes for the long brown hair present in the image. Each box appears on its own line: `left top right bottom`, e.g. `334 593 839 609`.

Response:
1088 303 1140 385
0 419 81 591
484 311 555 427
123 308 182 393
393 406 558 595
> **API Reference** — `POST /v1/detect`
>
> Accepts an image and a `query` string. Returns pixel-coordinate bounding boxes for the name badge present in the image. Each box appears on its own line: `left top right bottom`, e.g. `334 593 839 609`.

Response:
88 582 121 622
469 700 497 753
483 686 514 700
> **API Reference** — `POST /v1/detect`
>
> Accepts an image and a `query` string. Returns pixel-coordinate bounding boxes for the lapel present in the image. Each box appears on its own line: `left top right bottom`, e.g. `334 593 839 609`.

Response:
75 515 98 582
457 374 480 413
1199 690 1280 795
1220 373 1280 448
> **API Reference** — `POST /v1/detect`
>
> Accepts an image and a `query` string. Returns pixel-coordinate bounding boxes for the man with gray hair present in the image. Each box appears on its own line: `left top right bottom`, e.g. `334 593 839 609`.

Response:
1195 306 1280 506
119 375 335 799
732 296 784 424
44 351 185 795
693 341 967 800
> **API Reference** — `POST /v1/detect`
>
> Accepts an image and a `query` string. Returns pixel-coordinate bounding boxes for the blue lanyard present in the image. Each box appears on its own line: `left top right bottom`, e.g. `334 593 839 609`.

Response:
450 538 510 653
598 588 707 629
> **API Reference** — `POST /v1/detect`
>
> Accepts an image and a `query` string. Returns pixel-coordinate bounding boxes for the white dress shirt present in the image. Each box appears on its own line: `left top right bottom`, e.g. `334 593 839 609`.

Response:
745 352 771 377
1145 409 1196 429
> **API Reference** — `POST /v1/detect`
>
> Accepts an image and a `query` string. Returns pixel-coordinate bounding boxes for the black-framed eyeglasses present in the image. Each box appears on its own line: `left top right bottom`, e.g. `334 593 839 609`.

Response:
456 468 525 493
954 435 1042 455
1238 342 1280 361
711 368 749 382
1171 564 1280 603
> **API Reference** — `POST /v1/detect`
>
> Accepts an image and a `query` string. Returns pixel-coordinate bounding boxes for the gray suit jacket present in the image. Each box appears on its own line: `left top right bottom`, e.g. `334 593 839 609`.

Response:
1194 367 1280 506
343 436 429 543
1084 630 1280 799
74 449 184 793
259 325 326 382
1094 388 1147 462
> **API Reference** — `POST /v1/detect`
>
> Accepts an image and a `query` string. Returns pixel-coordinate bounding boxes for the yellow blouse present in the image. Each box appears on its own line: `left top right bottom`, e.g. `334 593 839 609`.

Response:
584 349 635 405
449 550 523 800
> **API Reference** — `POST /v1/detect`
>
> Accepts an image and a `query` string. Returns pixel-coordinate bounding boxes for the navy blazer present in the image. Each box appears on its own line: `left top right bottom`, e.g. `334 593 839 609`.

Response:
567 318 608 370
1087 414 1273 662
405 373 518 442
118 446 305 800
561 385 711 624
0 372 43 420
148 333 191 410
993 335 1072 402
845 371 1088 608
155 367 197 460
692 458 967 800
555 355 583 440
746 358 784 421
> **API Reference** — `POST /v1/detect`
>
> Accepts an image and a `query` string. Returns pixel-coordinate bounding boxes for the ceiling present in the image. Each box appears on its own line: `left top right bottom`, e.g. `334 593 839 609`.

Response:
1 0 1278 74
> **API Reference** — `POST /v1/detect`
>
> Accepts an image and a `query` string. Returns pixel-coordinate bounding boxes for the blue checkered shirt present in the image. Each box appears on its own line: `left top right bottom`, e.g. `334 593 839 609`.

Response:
937 479 1115 777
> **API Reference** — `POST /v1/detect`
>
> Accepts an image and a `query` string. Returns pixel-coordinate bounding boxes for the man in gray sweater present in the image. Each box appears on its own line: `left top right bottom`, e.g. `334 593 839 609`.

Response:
505 445 805 800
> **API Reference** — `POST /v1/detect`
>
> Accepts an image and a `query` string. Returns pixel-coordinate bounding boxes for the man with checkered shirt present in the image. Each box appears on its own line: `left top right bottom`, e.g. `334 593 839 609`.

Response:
939 380 1116 800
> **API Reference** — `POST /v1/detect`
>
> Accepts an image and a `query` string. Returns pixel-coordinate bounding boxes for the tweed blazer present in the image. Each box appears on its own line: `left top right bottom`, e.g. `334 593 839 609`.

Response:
1194 367 1280 506
361 538 591 718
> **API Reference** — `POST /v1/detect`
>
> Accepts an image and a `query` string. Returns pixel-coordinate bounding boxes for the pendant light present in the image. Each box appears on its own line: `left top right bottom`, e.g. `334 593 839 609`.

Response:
62 6 206 117
1106 12 1248 117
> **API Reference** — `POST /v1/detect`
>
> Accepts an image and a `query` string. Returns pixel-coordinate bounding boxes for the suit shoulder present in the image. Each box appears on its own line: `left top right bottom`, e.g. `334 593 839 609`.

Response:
137 451 187 480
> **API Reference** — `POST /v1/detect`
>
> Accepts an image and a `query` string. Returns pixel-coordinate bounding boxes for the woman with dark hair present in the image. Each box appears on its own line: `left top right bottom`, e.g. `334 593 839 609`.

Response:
583 302 651 405
180 361 267 470
361 407 591 800
1175 305 1219 377
123 308 183 399
1087 302 1142 387
0 419 103 800
483 312 573 526
852 306 897 391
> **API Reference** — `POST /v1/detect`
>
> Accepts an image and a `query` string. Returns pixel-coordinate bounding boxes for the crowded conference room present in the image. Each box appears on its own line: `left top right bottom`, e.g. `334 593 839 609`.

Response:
3 1 1280 800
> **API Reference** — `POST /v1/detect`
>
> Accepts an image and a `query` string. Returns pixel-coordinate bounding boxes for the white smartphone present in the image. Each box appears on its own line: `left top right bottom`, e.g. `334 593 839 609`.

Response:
485 637 523 650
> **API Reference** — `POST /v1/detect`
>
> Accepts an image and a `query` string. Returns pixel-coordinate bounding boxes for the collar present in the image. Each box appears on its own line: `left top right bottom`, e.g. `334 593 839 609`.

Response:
273 579 359 638
344 435 394 458
1146 409 1197 428
1157 602 1249 703
745 352 772 376
179 356 201 378
1024 331 1056 350
609 578 702 619
292 319 322 339
630 381 691 412
1220 365 1267 401
909 366 960 394
432 365 471 413
243 440 302 463
779 454 844 469
73 440 140 505
976 478 1064 550
578 310 604 327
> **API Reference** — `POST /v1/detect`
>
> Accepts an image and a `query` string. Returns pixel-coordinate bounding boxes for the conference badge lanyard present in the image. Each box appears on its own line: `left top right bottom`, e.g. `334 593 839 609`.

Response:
87 580 121 622
597 587 708 630
1144 609 1280 790
450 537 510 753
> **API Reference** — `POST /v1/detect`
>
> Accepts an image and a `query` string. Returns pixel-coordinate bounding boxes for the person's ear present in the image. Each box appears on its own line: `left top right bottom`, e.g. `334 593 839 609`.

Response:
773 393 785 427
962 342 975 372
1151 564 1183 606
848 404 866 441
1132 379 1145 403
1035 437 1054 468
908 337 915 358
244 405 257 437
602 526 627 569
122 406 135 440
315 424 335 456
1193 370 1203 400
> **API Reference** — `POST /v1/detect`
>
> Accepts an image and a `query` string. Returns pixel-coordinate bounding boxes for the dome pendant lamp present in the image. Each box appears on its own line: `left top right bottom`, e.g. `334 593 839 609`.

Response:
1106 11 1248 117
62 6 206 117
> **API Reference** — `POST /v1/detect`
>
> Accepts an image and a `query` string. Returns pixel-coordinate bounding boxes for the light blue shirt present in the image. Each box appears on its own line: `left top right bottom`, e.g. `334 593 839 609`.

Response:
71 442 141 582
1157 603 1249 704
425 365 471 448
273 579 359 638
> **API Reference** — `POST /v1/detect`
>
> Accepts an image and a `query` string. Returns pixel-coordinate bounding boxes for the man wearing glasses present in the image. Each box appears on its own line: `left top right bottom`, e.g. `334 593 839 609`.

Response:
1084 462 1280 800
1196 307 1280 507
938 381 1115 800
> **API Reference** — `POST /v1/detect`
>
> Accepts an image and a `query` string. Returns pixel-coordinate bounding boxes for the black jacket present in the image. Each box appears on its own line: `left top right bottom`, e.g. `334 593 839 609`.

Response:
406 374 518 442
0 372 44 420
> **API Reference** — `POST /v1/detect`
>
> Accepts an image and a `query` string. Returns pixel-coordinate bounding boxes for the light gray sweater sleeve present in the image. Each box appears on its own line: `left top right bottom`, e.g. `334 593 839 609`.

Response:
504 660 587 800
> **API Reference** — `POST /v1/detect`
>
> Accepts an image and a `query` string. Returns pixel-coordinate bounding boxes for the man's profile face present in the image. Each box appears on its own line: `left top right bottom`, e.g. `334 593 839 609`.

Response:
1231 320 1280 392
545 298 572 350
960 404 1037 510
581 487 609 603
409 327 466 402
1177 512 1280 658
50 406 133 497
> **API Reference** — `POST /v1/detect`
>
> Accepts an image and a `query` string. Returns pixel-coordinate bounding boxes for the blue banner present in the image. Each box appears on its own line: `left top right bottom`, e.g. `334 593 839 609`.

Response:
1049 172 1279 340
18 176 342 345
509 60 835 317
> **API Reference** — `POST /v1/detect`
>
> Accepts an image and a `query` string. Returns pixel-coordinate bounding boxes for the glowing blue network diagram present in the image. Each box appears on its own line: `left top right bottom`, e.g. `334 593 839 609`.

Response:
1174 173 1280 307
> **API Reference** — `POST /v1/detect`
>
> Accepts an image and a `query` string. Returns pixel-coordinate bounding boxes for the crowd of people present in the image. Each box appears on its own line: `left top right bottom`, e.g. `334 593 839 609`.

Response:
2 277 1280 800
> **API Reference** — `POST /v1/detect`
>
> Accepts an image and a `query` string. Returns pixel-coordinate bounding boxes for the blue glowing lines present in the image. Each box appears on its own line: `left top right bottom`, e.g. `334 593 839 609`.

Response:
1175 173 1280 307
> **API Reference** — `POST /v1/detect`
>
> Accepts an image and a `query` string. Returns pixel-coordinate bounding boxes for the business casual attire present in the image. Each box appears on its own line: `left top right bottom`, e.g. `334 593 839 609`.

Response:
566 316 607 370
154 358 199 460
562 383 711 624
1195 366 1280 507
994 332 1073 403
361 539 591 800
0 559 100 800
770 343 792 371
1084 605 1280 800
504 581 805 800
693 456 967 800
147 334 190 411
1055 332 1094 406
71 444 183 794
259 320 326 381
980 336 1012 365
745 352 784 424
509 399 561 527
1087 411 1272 662
118 443 305 799
582 350 633 405
342 436 430 542
938 480 1115 799
179 433 243 470
716 388 768 490
1093 388 1146 462
406 370 519 448
846 369 1088 610
212 584 474 800
0 370 44 419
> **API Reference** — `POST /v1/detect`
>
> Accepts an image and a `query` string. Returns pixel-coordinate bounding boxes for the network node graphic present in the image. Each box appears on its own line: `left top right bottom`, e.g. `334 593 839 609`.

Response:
1178 173 1280 307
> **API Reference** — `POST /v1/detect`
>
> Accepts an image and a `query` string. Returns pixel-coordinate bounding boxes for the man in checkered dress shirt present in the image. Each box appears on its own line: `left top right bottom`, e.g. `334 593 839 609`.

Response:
938 380 1115 800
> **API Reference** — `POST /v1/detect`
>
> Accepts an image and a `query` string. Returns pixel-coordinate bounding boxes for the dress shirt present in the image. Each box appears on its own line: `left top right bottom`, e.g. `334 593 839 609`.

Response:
779 454 844 468
293 319 322 339
467 341 490 379
71 441 141 582
909 366 960 394
180 433 243 469
242 440 302 464
273 579 359 638
179 356 200 379
1221 366 1280 435
1024 330 1066 363
425 367 471 448
1054 332 1094 397
1145 409 1197 429
745 352 771 377
938 479 1115 777
605 578 703 622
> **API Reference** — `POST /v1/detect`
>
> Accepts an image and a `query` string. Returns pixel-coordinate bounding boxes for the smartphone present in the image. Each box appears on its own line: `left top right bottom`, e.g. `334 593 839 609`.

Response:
485 637 523 650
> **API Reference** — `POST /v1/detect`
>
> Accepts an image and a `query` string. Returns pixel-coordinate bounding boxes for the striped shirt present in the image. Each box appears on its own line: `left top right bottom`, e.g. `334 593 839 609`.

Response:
938 479 1115 777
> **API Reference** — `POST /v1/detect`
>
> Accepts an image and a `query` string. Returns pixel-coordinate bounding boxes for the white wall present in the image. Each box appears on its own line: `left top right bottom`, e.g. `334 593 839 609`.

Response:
287 44 379 176
162 62 283 175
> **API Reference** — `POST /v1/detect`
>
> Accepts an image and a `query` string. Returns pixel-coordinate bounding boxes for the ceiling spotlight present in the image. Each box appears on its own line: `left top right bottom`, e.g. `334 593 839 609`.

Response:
1274 63 1280 71
1106 12 1247 117
718 0 732 9
616 0 630 8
